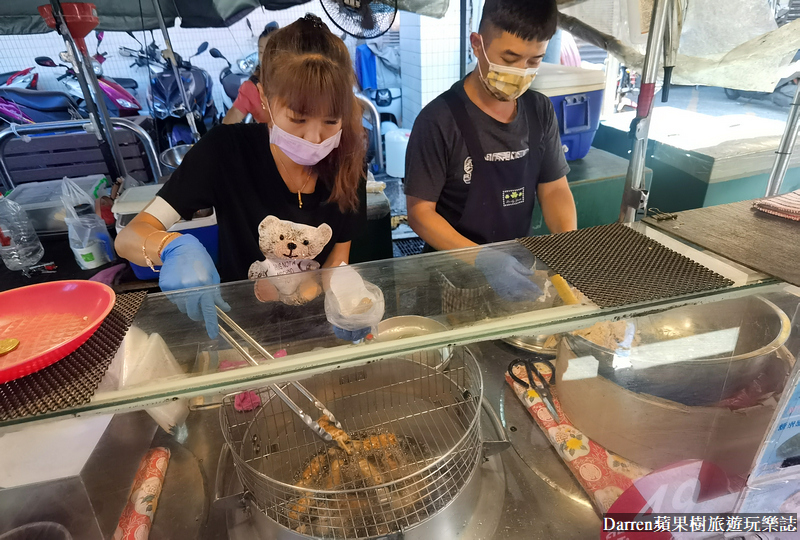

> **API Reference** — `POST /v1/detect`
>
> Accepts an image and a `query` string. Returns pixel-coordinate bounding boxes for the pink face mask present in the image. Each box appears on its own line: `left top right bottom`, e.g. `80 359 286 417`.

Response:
265 99 342 167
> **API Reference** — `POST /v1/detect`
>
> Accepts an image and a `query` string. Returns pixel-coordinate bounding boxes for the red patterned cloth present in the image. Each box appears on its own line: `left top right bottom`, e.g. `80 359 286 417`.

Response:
753 189 800 221
113 447 171 540
506 366 651 513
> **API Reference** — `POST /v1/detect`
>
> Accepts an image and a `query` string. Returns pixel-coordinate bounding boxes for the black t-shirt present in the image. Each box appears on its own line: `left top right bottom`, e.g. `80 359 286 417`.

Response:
157 124 361 282
404 80 569 233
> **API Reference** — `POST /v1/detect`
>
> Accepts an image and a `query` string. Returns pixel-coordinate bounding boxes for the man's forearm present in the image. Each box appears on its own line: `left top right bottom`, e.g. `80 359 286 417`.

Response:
538 179 577 234
408 207 477 251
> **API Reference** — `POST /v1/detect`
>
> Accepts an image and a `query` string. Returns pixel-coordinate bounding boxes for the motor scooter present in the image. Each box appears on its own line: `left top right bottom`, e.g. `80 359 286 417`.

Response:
121 36 216 146
0 86 82 126
34 54 141 117
615 65 638 113
209 48 251 118
724 50 800 108
91 31 139 96
0 67 38 90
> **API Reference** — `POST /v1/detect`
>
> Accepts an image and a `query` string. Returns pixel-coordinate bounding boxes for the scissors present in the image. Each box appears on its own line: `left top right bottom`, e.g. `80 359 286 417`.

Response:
508 355 560 422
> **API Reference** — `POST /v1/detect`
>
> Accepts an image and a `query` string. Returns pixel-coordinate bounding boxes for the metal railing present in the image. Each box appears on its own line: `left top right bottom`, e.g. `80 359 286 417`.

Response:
0 118 162 191
356 92 385 173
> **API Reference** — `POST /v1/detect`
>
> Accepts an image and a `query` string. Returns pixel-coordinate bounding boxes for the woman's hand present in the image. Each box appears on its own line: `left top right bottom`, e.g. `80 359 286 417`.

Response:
332 326 371 342
159 234 230 338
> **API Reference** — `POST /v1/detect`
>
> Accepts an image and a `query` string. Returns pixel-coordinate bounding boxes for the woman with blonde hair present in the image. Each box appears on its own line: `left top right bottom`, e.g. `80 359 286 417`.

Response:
116 14 366 337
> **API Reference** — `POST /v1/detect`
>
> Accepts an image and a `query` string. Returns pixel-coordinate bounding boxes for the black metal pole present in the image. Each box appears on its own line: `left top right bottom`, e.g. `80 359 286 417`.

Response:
460 0 468 79
151 0 200 142
49 0 125 180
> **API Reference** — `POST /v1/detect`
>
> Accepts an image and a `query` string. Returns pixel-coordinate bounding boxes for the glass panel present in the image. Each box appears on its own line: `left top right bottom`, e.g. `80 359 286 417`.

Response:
124 241 584 382
512 288 800 518
0 236 776 428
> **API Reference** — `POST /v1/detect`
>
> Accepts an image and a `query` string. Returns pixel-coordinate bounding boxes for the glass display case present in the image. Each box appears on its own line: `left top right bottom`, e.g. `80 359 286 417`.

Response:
1 228 798 540
0 228 774 428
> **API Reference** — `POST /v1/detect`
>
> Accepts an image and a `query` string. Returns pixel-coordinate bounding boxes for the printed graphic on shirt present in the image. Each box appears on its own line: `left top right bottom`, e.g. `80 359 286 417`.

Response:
485 148 529 162
463 156 473 185
502 187 525 207
247 215 332 280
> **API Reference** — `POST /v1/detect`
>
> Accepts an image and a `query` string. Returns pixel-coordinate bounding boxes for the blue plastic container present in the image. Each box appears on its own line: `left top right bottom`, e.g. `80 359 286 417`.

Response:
531 64 606 161
112 184 219 281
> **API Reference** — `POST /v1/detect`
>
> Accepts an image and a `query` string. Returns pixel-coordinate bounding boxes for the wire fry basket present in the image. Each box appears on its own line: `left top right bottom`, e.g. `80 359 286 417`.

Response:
220 348 483 539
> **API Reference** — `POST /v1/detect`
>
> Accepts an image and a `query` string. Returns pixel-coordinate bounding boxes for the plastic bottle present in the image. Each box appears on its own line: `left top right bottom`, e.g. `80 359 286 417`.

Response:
0 193 44 271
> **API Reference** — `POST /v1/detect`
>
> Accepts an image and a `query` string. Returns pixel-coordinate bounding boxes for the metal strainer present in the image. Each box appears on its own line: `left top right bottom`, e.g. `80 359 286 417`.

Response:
219 348 484 539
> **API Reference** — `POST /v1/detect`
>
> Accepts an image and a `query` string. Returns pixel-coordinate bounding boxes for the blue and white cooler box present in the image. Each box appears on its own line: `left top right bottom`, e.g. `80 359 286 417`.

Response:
530 64 605 161
112 184 219 280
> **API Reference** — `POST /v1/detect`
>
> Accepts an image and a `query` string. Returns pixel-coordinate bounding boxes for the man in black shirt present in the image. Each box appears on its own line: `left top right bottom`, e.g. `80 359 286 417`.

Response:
404 0 577 300
406 0 576 248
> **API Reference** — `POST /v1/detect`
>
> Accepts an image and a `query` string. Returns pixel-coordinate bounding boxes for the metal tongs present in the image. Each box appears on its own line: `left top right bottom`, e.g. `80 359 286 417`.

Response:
508 354 560 422
215 306 344 445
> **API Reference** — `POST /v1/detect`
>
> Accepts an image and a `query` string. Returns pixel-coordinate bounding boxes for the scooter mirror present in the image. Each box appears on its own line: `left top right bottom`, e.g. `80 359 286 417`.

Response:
35 56 57 68
196 42 209 56
209 48 224 59
96 31 104 45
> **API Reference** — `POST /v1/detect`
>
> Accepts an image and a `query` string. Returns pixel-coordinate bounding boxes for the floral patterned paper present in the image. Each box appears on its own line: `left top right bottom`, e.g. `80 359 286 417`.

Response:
506 366 651 513
113 447 171 540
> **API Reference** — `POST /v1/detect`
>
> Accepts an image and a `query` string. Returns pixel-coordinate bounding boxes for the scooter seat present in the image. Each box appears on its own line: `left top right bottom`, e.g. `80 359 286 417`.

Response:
112 76 138 90
222 73 247 101
0 87 76 112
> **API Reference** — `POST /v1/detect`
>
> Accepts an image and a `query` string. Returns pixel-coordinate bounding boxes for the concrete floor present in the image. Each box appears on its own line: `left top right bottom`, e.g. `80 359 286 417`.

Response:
654 85 793 122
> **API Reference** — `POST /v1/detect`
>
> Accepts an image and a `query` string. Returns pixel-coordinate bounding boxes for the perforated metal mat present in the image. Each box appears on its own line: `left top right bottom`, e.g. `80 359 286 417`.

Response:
393 237 425 257
518 224 734 308
0 291 147 421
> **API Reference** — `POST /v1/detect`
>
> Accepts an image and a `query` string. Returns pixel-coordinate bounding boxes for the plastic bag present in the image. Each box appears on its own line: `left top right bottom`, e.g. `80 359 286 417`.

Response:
61 177 115 269
324 265 385 334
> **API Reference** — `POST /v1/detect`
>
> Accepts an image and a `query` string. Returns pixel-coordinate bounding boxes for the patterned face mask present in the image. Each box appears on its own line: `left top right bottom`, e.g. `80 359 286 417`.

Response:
477 36 538 102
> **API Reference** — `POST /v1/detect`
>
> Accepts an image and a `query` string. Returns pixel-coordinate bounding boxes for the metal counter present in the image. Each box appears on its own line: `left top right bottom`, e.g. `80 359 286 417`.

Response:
0 339 599 539
161 339 599 539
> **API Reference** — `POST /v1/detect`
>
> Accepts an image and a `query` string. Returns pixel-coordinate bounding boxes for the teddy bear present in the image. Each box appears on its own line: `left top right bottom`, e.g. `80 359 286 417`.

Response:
248 215 333 305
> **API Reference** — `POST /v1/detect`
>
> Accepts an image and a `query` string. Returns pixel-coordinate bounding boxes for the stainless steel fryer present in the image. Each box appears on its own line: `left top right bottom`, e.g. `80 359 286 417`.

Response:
217 347 504 539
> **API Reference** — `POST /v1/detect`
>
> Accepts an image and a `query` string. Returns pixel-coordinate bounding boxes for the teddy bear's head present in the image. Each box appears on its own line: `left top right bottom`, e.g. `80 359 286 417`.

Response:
257 215 333 260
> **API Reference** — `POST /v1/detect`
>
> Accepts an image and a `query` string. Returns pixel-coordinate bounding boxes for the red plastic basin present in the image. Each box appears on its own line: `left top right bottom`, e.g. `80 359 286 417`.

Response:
0 280 115 383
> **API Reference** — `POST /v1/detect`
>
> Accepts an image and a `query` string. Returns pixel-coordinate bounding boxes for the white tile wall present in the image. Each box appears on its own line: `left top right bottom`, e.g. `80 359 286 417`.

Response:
399 11 420 27
400 59 421 80
399 0 467 128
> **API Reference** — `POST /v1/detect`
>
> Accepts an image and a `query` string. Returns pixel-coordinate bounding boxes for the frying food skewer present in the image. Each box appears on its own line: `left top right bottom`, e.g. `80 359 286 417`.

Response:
288 429 404 525
318 416 352 453
216 307 352 448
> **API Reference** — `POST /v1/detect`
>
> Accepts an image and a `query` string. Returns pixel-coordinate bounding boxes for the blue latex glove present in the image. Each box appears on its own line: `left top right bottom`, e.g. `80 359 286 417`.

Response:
159 234 230 339
332 325 371 342
474 248 543 302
